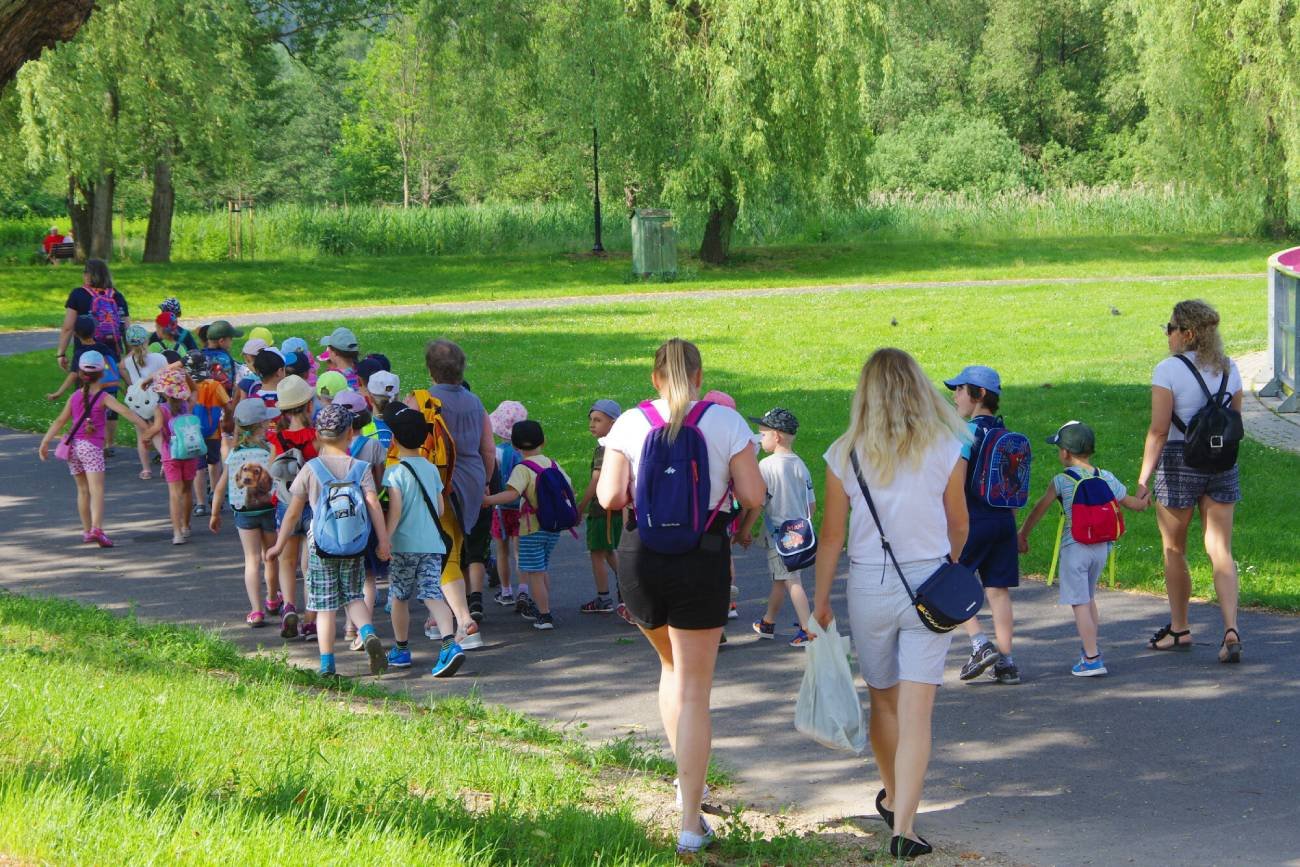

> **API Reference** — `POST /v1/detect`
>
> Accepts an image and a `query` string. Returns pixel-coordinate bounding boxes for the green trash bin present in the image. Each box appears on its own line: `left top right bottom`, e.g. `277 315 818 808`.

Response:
631 209 677 278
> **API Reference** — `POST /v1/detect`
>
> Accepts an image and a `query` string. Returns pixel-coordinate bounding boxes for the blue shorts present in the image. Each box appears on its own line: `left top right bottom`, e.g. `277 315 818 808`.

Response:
275 501 311 536
234 509 276 533
959 515 1019 588
363 525 389 577
517 530 561 572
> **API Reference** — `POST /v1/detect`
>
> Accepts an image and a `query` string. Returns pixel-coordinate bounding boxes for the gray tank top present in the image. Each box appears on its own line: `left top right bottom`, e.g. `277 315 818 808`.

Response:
430 383 488 529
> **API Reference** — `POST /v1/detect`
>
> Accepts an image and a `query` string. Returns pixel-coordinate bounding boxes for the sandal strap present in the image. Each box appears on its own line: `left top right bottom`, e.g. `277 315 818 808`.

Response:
1222 627 1241 644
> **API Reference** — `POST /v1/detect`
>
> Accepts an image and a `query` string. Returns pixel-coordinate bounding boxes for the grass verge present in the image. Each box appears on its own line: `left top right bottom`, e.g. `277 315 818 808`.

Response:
0 591 845 865
0 234 1277 332
5 271 1297 610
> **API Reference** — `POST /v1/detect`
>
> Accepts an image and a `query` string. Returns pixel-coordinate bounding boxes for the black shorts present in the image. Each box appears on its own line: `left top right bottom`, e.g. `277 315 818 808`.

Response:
464 507 493 566
200 438 222 468
960 513 1020 588
617 520 731 630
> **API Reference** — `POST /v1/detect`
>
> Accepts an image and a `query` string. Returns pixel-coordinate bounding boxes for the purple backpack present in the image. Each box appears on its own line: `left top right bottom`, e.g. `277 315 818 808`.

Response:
520 459 580 533
634 400 729 554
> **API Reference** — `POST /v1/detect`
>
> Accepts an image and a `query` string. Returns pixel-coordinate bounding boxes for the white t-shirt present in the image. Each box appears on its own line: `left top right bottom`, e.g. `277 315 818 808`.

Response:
604 399 754 512
123 351 167 386
759 452 815 530
1152 351 1242 443
825 437 963 565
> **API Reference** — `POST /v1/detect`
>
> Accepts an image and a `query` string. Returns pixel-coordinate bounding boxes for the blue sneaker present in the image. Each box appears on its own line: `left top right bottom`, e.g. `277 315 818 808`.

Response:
1071 654 1107 677
387 646 412 669
431 643 465 678
318 661 336 677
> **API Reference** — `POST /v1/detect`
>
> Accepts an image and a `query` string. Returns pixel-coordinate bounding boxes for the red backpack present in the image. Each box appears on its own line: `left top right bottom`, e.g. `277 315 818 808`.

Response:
1062 468 1125 544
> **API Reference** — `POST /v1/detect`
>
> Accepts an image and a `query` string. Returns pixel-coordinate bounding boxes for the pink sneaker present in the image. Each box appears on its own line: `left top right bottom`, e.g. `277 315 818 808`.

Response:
246 610 266 627
265 593 284 616
81 531 94 544
90 528 114 548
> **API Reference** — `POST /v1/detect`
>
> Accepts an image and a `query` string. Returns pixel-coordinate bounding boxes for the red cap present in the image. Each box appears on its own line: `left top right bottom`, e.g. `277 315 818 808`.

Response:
155 311 177 330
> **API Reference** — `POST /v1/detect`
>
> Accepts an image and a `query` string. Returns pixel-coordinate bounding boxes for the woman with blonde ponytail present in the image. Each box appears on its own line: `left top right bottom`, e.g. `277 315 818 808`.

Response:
813 348 970 859
598 338 764 856
1137 299 1244 663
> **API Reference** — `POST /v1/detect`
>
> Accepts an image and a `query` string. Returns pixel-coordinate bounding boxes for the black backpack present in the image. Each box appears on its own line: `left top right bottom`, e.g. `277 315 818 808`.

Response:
1171 354 1243 472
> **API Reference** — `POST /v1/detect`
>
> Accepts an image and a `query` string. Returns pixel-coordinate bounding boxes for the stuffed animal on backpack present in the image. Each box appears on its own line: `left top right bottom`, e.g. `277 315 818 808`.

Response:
125 384 159 421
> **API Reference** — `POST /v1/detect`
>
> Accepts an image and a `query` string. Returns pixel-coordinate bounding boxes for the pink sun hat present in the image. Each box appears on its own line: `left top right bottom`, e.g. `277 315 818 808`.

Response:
489 400 528 440
702 389 736 409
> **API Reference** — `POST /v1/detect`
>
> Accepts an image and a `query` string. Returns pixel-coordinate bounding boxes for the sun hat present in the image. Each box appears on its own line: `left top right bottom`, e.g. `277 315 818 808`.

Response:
749 407 799 434
234 398 280 427
332 389 368 414
1046 420 1096 455
77 350 105 372
153 367 191 399
490 400 529 439
281 337 309 357
702 389 736 409
320 326 360 353
589 399 622 420
125 324 149 346
943 365 1002 395
205 320 243 341
316 370 348 400
367 370 400 399
385 404 430 450
241 337 269 357
247 326 273 345
158 297 182 317
315 404 354 439
276 374 313 410
511 419 545 450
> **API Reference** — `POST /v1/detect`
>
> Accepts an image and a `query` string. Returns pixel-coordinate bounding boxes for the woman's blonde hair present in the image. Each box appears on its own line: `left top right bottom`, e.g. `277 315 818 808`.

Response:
653 338 702 442
827 348 969 486
1171 299 1228 376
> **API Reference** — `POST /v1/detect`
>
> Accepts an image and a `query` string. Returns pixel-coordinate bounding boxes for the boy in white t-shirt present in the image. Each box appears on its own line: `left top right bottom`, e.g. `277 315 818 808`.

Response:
740 408 817 647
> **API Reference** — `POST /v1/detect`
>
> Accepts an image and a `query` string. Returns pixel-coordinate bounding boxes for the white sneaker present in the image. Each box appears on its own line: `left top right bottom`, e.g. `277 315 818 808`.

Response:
676 817 715 855
459 622 484 650
673 778 711 810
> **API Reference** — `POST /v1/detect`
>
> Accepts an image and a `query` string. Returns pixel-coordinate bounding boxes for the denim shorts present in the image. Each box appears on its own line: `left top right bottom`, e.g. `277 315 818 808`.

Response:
234 509 276 533
275 501 311 536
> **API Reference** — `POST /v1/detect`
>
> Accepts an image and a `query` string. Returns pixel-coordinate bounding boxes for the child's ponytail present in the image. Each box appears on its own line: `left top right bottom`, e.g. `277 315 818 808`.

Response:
653 338 702 442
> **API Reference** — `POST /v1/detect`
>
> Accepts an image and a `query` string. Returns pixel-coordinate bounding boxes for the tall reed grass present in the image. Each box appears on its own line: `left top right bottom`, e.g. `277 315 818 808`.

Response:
0 184 1264 263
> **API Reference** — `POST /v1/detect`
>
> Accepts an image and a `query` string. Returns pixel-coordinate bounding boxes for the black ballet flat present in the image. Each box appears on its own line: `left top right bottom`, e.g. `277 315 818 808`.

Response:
875 789 894 829
890 834 933 859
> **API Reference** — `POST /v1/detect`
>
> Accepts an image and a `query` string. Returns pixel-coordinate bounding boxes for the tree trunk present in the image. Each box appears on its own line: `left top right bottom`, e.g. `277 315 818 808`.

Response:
142 157 174 263
67 176 92 262
698 195 739 264
0 0 95 87
1262 115 1289 238
89 168 114 260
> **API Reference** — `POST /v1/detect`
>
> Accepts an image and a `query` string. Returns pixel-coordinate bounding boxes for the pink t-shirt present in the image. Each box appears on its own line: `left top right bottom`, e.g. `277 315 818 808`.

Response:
67 389 108 449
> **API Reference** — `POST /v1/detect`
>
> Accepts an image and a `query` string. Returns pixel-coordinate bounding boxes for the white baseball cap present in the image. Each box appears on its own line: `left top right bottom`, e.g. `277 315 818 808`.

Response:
367 370 400 398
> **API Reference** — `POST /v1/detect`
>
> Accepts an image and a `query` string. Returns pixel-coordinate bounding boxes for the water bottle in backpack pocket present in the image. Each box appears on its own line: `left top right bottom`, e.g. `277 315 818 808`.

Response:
169 414 206 460
520 458 580 532
968 417 1032 509
1063 468 1125 544
633 400 729 554
308 459 371 558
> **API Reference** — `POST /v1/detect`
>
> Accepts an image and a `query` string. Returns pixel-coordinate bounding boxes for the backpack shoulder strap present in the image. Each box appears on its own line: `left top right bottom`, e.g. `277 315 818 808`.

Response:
683 400 712 428
400 460 453 551
306 458 333 485
1174 354 1215 401
1063 468 1082 481
344 458 368 484
638 400 665 428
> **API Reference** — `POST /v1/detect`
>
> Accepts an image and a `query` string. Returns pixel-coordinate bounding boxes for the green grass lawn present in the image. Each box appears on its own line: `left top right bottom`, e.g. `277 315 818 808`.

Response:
0 592 837 865
4 268 1296 610
0 234 1277 332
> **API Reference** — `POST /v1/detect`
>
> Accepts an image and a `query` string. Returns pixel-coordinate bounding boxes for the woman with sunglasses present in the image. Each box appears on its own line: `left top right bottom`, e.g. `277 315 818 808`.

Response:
1136 300 1244 663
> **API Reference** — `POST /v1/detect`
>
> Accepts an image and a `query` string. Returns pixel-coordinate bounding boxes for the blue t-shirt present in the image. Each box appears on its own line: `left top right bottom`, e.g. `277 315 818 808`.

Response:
202 347 237 386
962 415 1016 524
383 457 447 554
1052 468 1127 546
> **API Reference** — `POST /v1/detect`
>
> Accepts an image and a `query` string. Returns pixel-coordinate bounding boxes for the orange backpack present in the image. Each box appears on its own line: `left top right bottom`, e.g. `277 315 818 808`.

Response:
400 389 458 490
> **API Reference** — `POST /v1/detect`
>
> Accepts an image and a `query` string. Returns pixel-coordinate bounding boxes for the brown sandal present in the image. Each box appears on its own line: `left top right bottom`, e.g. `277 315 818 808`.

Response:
1148 623 1192 651
1219 628 1242 664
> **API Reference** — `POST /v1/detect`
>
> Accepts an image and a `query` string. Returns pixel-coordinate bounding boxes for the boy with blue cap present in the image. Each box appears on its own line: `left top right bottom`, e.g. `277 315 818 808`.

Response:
945 365 1022 685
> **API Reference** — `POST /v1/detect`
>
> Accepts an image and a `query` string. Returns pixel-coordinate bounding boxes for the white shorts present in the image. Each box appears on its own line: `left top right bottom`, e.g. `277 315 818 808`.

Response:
846 558 953 689
1058 542 1108 606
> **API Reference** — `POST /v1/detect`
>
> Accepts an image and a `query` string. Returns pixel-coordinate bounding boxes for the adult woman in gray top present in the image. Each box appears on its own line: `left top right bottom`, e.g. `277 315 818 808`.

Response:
1136 299 1244 663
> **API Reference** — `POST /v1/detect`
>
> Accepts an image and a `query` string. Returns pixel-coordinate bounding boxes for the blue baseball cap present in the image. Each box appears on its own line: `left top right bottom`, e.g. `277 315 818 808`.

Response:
944 365 1002 395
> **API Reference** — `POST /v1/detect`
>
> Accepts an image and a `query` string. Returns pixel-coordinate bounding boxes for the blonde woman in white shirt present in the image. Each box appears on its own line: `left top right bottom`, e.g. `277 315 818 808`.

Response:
599 338 765 856
813 347 970 860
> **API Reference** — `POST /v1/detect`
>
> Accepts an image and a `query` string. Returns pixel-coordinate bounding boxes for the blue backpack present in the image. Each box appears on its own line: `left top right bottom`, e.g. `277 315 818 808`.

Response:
967 416 1032 509
307 458 371 558
349 433 372 458
495 443 523 510
633 400 729 554
520 458 580 533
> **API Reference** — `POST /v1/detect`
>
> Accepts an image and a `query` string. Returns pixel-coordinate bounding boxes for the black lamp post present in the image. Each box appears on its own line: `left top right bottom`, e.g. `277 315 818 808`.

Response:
591 124 604 254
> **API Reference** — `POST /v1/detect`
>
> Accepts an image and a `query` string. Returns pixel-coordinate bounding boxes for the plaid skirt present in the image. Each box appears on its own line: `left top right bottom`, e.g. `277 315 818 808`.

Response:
1154 441 1241 509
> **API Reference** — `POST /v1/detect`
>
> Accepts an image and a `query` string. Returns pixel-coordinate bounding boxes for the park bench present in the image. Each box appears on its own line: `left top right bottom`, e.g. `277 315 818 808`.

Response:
46 242 76 263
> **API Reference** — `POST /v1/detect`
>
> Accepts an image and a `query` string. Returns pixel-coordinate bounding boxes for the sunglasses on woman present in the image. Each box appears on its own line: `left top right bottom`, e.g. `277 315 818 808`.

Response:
1165 322 1182 335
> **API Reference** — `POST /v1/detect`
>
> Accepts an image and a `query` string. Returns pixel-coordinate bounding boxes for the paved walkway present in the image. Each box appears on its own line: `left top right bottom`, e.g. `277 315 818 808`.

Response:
1237 350 1300 455
1 424 1297 865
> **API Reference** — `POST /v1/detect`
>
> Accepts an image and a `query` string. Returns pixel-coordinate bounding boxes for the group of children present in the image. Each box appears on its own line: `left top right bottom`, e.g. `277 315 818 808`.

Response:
40 273 1149 681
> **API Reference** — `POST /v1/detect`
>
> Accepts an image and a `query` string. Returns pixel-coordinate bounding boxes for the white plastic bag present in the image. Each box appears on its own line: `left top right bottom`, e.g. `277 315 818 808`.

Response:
794 618 867 754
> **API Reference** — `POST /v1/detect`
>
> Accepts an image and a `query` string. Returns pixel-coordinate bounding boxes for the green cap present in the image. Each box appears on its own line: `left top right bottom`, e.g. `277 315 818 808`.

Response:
1046 420 1095 455
206 320 243 340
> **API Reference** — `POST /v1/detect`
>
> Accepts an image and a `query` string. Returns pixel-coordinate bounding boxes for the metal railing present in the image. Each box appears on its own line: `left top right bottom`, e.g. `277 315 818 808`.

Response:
1262 247 1300 412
